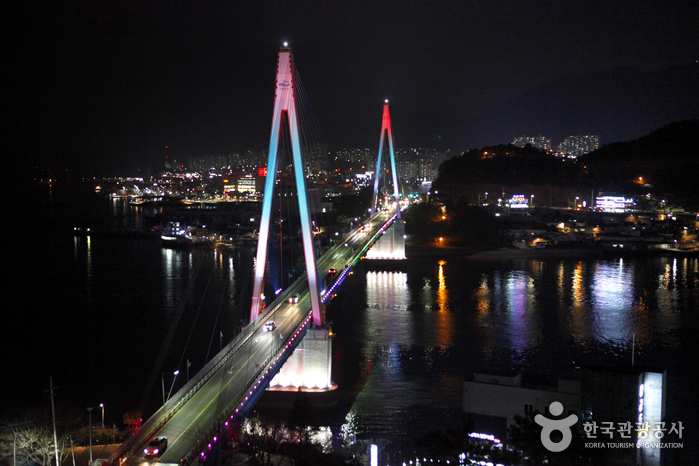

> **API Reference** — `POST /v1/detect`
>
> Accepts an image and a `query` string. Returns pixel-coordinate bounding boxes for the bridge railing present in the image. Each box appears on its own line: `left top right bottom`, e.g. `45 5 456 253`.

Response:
109 304 279 465
181 309 314 465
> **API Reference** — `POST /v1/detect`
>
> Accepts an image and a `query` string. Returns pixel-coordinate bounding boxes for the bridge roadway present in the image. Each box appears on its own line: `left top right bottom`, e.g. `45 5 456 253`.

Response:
112 210 397 466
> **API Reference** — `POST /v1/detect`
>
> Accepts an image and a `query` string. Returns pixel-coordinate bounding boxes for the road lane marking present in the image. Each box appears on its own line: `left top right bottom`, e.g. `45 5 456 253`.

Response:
169 308 302 451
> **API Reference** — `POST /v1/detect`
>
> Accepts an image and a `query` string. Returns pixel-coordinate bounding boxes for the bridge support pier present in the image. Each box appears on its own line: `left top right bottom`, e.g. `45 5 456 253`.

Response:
263 327 338 407
365 218 406 260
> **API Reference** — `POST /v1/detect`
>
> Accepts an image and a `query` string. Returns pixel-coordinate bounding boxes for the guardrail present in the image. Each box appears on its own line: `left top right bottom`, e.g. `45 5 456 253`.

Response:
110 293 293 466
181 310 314 465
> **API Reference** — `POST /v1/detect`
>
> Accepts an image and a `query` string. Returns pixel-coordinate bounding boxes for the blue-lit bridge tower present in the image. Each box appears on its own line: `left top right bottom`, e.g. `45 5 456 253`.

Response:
250 44 333 395
250 44 322 326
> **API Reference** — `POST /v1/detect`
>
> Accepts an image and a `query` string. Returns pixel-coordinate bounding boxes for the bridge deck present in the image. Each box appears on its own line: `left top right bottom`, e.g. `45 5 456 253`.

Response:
112 211 397 466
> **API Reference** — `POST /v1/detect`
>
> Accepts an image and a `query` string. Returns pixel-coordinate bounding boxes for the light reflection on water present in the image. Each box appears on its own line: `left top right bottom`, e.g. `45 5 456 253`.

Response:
331 255 698 455
590 259 635 341
433 261 454 348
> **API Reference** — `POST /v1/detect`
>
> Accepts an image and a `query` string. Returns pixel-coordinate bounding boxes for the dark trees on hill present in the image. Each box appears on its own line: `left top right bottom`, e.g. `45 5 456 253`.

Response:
433 144 584 207
433 120 699 210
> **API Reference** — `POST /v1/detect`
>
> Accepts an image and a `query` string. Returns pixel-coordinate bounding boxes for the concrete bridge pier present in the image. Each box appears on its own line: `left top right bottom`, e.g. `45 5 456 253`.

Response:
365 218 406 261
262 327 338 407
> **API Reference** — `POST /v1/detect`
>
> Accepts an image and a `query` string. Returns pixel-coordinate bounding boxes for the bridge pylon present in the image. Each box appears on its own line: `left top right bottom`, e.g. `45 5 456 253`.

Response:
371 100 401 219
366 101 406 261
250 45 322 326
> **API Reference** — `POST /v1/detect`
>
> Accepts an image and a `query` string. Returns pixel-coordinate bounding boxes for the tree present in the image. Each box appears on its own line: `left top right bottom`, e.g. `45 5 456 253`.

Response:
508 411 548 464
414 419 478 462
1 404 80 466
287 391 315 445
239 415 289 466
507 411 601 466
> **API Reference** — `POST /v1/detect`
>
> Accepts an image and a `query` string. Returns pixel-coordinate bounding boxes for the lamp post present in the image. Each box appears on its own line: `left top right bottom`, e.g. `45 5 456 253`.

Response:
161 371 179 405
166 371 180 404
87 407 93 465
100 403 104 429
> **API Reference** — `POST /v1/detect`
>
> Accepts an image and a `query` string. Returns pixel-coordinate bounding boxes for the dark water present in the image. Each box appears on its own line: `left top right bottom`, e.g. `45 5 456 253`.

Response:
6 187 699 461
327 257 699 459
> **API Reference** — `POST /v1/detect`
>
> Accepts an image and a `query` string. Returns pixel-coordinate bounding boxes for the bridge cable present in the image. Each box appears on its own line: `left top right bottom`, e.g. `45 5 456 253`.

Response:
178 259 216 371
138 251 204 413
292 63 326 255
204 272 230 363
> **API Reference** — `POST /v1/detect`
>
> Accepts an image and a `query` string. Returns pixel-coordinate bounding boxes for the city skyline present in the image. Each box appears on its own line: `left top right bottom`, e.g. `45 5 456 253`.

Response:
10 1 699 177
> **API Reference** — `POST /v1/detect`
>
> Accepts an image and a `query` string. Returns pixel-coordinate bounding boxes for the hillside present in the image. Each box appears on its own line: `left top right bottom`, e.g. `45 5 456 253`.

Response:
580 119 699 204
433 119 699 209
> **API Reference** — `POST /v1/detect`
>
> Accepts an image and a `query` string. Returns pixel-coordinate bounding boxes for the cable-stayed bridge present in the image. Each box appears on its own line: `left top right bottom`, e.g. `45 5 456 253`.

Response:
109 45 405 466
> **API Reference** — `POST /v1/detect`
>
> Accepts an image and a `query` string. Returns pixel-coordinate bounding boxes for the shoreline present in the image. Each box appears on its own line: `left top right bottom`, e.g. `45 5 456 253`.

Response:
405 244 699 261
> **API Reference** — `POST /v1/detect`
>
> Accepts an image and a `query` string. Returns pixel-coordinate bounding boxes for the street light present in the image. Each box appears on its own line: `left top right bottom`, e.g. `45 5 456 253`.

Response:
161 371 179 405
87 407 93 465
100 403 104 429
167 371 180 404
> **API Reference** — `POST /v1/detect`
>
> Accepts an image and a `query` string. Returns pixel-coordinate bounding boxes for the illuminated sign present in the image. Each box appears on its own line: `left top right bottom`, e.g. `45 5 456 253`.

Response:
258 167 268 177
468 432 501 443
637 371 663 459
509 194 529 208
596 196 633 212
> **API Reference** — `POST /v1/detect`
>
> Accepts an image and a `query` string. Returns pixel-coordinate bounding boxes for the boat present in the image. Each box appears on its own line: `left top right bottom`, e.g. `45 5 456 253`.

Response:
160 222 190 247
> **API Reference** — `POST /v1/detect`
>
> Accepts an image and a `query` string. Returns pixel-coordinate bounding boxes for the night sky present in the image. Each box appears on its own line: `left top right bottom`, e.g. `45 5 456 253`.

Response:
10 0 699 177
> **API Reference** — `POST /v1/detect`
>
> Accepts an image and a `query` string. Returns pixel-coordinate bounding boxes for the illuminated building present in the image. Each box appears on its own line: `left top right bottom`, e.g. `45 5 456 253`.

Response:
512 135 552 152
558 134 600 158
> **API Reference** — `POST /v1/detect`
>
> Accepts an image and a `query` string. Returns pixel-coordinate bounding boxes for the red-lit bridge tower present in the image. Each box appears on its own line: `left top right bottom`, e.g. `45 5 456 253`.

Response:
367 100 406 261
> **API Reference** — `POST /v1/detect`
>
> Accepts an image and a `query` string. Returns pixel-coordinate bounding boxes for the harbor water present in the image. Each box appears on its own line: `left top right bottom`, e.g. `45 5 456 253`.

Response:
7 188 698 462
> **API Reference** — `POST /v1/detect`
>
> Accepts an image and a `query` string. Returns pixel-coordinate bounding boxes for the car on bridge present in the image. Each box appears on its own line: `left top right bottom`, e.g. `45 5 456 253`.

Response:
288 294 299 304
144 437 167 457
263 321 276 332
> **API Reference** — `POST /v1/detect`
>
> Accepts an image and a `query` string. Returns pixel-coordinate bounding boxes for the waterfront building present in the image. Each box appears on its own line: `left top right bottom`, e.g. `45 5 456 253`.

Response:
463 367 667 465
463 371 581 441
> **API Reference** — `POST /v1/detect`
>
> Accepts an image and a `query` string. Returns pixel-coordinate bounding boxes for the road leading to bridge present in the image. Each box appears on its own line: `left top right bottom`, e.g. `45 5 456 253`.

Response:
113 210 397 466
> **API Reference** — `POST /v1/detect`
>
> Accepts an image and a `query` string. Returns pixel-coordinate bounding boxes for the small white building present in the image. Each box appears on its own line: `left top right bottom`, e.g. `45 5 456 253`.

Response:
463 371 581 441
